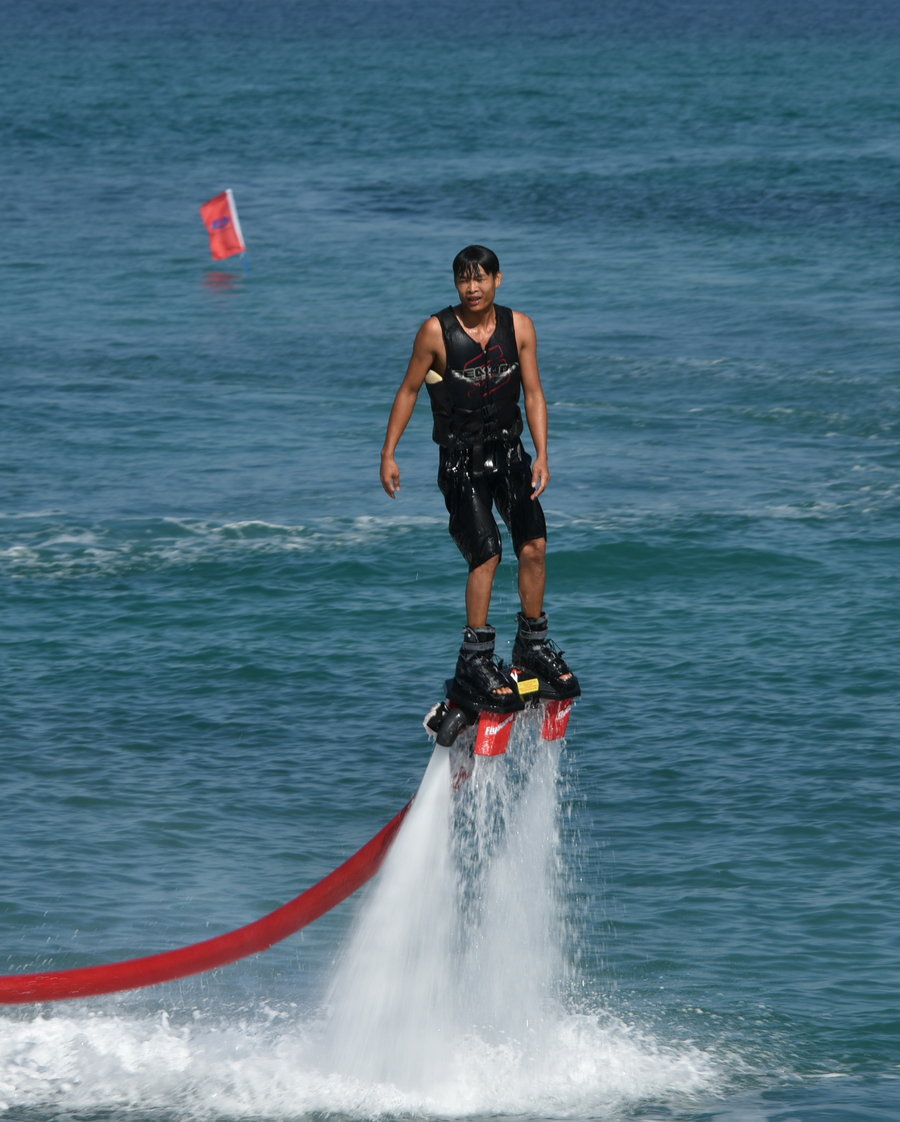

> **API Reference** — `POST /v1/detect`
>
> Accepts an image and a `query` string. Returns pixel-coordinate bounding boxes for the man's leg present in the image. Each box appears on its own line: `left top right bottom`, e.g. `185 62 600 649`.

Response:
441 461 516 702
517 537 547 619
456 555 516 702
513 540 579 695
466 553 500 628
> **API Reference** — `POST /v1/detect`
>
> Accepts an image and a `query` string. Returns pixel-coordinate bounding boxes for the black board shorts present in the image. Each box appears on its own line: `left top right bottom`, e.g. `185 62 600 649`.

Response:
438 441 547 571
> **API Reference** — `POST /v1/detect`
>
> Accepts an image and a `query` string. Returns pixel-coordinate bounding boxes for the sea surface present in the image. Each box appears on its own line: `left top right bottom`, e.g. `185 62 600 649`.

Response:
2 1 899 1119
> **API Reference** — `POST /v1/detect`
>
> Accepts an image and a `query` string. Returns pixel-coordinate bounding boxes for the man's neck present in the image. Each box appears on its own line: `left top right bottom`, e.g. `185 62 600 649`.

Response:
455 302 496 333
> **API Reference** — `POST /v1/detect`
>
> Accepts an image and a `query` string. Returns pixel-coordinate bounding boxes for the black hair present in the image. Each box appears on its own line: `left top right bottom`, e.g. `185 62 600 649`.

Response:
452 244 500 279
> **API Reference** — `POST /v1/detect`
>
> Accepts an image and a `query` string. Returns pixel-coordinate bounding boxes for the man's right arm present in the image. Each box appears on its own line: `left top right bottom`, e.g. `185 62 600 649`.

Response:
380 317 444 498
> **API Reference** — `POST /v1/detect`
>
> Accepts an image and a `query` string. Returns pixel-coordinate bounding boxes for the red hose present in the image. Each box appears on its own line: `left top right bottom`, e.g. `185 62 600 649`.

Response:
0 801 411 1005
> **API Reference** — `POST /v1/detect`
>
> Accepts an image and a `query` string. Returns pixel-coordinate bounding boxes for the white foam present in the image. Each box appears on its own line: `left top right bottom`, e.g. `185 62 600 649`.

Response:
0 998 718 1120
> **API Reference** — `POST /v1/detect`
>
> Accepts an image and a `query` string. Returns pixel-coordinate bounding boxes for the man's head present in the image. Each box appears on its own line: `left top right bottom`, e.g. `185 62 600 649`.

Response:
452 245 500 281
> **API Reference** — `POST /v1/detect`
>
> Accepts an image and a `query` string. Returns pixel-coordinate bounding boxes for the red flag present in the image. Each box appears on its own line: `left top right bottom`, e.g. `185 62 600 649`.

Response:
199 189 246 261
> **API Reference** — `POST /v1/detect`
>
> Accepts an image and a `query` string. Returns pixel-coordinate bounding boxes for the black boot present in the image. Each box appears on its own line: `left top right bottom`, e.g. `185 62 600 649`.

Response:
448 625 524 714
512 613 581 699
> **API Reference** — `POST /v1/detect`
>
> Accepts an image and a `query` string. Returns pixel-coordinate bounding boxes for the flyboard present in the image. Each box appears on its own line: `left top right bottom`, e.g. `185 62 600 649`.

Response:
424 664 578 757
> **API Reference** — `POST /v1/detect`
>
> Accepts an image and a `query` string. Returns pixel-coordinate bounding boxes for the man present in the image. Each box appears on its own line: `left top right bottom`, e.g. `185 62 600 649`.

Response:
380 245 579 710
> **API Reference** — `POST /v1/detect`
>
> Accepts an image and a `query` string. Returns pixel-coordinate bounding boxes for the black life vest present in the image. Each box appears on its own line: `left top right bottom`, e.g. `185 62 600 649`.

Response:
426 304 524 448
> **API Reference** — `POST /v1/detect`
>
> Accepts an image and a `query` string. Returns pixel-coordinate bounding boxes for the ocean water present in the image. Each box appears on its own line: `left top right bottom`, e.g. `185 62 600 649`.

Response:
3 0 899 1119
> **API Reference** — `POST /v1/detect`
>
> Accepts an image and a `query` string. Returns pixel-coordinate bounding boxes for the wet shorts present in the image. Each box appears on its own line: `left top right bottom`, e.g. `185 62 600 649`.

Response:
437 440 547 571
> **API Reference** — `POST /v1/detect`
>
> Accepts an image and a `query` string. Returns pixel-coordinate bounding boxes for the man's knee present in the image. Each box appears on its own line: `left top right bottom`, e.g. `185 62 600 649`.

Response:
469 552 501 575
518 537 547 566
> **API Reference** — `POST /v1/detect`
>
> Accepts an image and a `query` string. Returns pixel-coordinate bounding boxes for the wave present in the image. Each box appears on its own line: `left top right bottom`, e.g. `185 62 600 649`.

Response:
0 513 445 581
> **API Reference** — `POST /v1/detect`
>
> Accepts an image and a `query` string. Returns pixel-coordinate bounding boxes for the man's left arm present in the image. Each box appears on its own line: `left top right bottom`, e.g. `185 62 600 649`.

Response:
514 311 550 499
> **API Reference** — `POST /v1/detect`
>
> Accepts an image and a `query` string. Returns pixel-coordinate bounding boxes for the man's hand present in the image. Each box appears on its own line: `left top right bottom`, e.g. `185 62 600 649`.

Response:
531 455 550 499
381 452 401 498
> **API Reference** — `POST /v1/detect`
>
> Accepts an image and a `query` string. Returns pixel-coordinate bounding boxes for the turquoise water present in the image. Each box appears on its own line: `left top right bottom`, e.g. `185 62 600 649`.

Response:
3 1 899 1118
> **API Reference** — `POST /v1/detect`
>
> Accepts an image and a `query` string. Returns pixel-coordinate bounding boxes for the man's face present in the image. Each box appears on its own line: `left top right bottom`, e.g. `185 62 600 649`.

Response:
455 267 502 314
